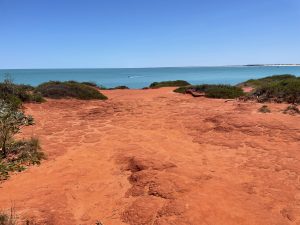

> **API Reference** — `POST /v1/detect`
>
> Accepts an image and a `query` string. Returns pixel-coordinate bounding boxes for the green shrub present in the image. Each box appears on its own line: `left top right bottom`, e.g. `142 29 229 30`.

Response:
35 81 108 100
173 86 187 94
149 80 190 88
174 84 244 99
0 100 43 181
17 84 35 91
0 78 44 107
98 85 108 90
0 100 34 158
81 81 99 88
239 74 297 88
9 138 45 165
251 78 300 103
29 92 45 103
0 138 45 181
0 163 9 180
82 82 108 90
205 85 244 99
258 105 271 113
109 86 129 90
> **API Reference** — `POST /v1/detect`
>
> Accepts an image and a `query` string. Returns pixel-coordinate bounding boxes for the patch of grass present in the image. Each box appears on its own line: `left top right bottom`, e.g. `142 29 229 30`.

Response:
0 138 45 181
149 80 190 88
283 105 300 115
174 84 244 99
35 81 108 100
0 207 37 225
0 207 17 225
258 105 271 113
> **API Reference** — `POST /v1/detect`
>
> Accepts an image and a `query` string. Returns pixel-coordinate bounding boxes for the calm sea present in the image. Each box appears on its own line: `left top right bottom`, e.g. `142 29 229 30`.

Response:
0 66 300 88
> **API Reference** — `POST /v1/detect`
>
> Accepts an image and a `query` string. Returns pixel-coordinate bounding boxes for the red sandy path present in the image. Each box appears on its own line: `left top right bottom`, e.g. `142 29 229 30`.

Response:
0 88 300 225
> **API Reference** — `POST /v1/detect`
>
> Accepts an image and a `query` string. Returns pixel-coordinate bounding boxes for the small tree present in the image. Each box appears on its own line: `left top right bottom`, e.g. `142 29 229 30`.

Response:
0 100 34 158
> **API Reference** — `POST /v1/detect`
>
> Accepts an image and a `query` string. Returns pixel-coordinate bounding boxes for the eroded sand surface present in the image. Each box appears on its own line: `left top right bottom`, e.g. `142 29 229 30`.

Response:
0 88 300 225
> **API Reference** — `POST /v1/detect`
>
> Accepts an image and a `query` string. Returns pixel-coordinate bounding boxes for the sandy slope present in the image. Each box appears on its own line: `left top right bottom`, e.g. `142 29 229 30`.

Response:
0 88 300 225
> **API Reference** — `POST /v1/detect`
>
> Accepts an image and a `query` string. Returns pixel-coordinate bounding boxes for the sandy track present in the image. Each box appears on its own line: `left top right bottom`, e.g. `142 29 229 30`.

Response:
0 88 300 225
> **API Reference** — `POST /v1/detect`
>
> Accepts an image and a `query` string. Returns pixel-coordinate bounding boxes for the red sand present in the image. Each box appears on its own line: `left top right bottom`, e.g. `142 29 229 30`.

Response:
0 88 300 225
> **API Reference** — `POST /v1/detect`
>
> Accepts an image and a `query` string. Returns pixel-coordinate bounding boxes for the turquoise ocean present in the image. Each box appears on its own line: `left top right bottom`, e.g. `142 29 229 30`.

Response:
0 66 300 89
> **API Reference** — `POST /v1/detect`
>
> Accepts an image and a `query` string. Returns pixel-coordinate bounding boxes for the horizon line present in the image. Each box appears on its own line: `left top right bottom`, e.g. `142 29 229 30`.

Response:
1 64 300 70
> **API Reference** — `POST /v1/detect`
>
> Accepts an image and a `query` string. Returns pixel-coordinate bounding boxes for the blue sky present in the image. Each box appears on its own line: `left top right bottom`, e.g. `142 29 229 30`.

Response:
0 0 299 68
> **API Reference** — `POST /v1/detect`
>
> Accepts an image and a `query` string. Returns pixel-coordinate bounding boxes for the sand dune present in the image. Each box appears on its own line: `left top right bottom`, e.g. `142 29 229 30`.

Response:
0 88 300 225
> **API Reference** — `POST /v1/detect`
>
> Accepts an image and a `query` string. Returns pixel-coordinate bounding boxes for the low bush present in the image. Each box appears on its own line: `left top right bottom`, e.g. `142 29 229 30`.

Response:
0 138 45 181
283 105 300 115
203 85 244 99
250 77 300 103
81 81 99 88
0 100 44 181
29 92 45 103
0 100 34 157
173 86 187 94
258 105 271 113
149 80 190 88
174 84 244 99
110 86 129 90
239 74 297 88
0 78 44 108
35 81 108 100
98 85 108 90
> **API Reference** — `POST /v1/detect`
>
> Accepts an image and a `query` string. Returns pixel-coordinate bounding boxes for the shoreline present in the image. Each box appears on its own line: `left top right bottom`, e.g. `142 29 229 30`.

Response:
245 64 300 67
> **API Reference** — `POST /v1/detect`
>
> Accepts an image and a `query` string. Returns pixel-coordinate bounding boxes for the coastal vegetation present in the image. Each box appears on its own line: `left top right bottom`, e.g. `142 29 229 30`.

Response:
173 75 300 103
149 80 190 88
283 105 300 115
0 100 45 181
0 77 44 108
0 76 108 102
238 74 297 88
0 138 45 181
81 81 100 88
252 78 300 103
241 75 300 103
35 81 108 100
258 105 271 113
174 84 244 99
109 85 129 90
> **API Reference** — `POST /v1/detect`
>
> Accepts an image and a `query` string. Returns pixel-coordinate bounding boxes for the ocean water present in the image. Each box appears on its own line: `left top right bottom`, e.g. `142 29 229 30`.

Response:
0 66 300 89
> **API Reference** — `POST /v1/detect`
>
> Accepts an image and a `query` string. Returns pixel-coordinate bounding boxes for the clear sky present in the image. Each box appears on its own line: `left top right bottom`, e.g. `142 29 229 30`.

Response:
0 0 299 68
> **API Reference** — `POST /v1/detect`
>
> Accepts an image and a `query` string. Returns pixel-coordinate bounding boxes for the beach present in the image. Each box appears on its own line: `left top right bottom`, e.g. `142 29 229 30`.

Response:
0 87 299 224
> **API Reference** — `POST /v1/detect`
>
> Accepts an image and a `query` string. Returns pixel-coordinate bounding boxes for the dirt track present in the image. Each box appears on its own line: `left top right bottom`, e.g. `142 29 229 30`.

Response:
0 88 300 225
